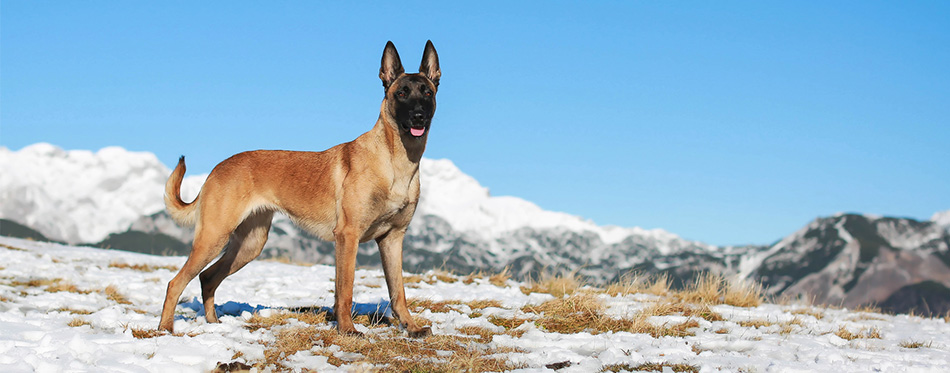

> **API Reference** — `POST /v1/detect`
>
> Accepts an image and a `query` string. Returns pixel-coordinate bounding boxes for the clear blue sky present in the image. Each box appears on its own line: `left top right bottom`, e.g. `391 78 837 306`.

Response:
3 2 948 246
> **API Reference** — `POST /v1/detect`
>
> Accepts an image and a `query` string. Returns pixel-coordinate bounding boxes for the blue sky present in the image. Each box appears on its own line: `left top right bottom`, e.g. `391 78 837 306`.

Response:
3 2 949 246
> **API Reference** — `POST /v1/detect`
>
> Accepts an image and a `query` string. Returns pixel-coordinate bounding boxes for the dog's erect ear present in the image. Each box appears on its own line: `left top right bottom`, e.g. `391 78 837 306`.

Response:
419 40 441 87
379 41 405 90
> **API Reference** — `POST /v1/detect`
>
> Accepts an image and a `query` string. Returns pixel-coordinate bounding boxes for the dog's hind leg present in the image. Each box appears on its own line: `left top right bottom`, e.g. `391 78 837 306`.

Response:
199 210 274 323
159 223 232 332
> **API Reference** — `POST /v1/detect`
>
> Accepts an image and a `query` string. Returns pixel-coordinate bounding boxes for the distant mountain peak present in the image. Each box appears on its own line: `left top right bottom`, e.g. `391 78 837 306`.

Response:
931 210 950 228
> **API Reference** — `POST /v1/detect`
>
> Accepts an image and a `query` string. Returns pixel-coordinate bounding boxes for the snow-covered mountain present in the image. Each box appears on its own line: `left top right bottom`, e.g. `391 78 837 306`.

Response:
0 143 205 243
3 143 950 314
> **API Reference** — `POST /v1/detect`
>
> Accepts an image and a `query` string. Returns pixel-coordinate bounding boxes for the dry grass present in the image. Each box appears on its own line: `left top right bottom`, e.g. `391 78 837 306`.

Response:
466 299 503 310
46 280 90 294
488 315 532 330
0 243 28 251
408 298 462 313
56 307 94 315
130 328 166 339
676 273 763 308
520 270 582 297
8 278 94 295
67 317 90 327
641 300 724 322
458 325 499 343
723 279 764 308
430 270 458 284
603 362 699 372
245 311 328 331
848 313 887 322
834 326 882 340
489 267 511 287
790 308 825 320
108 261 179 272
102 285 132 305
775 317 806 335
255 325 524 372
10 278 62 288
899 340 933 349
853 304 882 314
738 319 775 329
520 293 702 338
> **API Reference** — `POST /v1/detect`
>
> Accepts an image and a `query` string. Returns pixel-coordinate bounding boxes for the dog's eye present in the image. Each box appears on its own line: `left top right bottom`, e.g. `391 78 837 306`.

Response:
396 91 406 98
423 90 432 97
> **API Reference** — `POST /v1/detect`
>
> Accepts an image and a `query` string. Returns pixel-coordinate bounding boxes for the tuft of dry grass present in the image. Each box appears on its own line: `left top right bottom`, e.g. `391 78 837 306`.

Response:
131 328 165 339
488 315 532 330
46 280 90 294
520 270 582 297
108 261 179 272
853 304 882 314
790 308 825 320
67 317 90 327
834 326 882 341
723 279 764 308
641 300 724 322
129 327 195 339
489 267 511 287
738 319 775 329
466 299 503 310
668 273 765 308
899 340 933 349
458 325 499 343
431 269 458 284
102 285 132 305
56 307 94 315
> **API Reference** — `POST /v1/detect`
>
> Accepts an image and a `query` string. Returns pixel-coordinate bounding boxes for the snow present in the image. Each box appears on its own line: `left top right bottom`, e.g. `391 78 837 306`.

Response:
932 210 950 229
2 236 948 372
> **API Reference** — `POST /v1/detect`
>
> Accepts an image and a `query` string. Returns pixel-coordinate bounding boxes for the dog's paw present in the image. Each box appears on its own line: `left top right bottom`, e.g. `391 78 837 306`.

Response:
408 326 432 339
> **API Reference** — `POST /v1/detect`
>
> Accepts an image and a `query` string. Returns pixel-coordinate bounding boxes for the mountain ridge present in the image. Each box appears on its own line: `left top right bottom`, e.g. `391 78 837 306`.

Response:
3 143 949 314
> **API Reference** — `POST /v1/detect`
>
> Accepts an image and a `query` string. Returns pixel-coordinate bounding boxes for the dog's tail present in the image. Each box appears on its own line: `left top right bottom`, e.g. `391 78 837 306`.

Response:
164 156 199 227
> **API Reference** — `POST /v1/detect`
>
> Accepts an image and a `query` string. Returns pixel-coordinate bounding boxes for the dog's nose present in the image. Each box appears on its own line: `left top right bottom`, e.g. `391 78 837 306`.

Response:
412 112 425 120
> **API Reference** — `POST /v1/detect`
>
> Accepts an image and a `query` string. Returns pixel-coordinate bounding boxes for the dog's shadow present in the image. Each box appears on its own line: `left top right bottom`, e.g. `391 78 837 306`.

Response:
175 297 393 326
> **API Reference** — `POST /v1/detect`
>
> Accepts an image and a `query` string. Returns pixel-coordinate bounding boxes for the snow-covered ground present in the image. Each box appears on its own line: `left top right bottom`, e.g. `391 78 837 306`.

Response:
1 236 948 372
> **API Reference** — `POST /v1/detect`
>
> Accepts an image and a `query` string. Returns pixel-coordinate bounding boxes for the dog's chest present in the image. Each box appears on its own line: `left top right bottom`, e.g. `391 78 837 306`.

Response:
382 170 419 217
364 168 419 238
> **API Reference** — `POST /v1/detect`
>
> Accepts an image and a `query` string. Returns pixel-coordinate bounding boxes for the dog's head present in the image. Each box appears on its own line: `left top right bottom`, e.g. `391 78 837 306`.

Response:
379 40 440 139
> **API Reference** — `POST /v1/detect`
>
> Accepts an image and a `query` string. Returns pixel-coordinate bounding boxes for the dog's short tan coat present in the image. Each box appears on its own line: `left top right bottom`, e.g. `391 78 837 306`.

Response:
159 41 440 337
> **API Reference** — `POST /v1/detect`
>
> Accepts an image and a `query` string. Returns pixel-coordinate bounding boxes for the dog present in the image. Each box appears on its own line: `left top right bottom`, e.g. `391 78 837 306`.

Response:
159 40 440 338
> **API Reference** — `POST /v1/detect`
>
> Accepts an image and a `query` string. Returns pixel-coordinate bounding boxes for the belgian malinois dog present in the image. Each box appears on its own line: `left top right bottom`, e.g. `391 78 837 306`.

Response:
159 41 440 338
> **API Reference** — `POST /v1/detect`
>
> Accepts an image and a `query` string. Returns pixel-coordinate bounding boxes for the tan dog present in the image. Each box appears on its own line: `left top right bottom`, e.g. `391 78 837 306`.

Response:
159 41 440 338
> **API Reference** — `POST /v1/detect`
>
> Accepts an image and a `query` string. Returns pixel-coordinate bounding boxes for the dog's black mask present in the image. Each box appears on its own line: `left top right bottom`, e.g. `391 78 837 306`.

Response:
379 40 440 139
390 75 436 138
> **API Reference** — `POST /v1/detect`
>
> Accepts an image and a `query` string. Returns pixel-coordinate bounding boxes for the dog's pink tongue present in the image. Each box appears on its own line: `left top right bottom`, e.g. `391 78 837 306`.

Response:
410 127 426 137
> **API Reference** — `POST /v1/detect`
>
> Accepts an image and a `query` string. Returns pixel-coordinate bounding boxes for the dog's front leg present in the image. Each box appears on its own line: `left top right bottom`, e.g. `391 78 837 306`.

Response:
333 225 362 336
377 228 432 338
